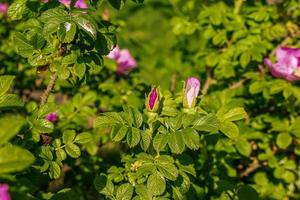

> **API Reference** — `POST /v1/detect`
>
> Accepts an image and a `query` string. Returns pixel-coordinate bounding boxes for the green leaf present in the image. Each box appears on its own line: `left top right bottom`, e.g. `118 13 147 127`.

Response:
219 107 247 122
140 129 152 151
240 52 251 68
63 130 76 144
7 0 27 21
107 0 125 10
50 188 80 200
65 143 81 158
193 114 220 133
276 133 292 149
94 174 114 196
57 22 77 43
111 124 128 142
156 156 178 181
72 14 97 39
235 139 251 157
73 63 86 79
220 121 239 139
13 32 35 58
75 132 93 144
49 161 61 179
115 183 134 200
0 94 24 109
135 185 152 200
147 172 166 196
0 116 25 146
182 128 200 150
153 134 168 153
94 112 123 127
0 145 35 174
237 185 259 200
0 76 15 96
168 131 185 154
56 149 67 161
127 127 141 147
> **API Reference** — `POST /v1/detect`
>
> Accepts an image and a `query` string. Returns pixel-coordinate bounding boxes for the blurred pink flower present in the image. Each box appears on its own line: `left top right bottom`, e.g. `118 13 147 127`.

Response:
183 77 200 108
46 112 58 122
43 0 88 8
264 47 300 81
0 184 11 200
0 3 9 14
107 46 137 75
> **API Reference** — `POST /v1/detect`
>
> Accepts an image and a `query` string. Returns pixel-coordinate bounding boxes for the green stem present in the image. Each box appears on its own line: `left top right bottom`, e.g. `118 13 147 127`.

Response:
234 0 244 14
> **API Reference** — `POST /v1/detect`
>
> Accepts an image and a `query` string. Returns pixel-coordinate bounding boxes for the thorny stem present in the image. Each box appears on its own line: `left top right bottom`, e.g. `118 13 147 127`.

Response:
40 73 58 106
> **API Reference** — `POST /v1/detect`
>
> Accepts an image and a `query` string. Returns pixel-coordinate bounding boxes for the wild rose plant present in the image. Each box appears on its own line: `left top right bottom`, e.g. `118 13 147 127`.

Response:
0 184 11 200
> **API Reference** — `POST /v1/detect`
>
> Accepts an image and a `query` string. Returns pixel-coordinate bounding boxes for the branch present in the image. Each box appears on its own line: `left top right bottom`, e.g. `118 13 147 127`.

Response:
170 73 177 92
240 158 260 178
202 68 214 95
234 0 244 15
40 73 58 106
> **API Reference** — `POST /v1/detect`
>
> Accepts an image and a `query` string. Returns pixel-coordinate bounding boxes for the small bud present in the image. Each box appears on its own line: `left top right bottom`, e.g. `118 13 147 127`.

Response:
46 112 58 122
183 77 200 109
0 184 11 200
146 87 159 112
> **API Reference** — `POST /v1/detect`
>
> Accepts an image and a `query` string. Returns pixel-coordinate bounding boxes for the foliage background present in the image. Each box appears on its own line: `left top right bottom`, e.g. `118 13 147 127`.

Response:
1 0 300 199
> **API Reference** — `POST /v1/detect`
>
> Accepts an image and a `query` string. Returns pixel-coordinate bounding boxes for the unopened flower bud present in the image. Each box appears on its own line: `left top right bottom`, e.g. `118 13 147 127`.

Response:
46 112 58 122
146 87 159 112
0 184 11 200
183 77 200 109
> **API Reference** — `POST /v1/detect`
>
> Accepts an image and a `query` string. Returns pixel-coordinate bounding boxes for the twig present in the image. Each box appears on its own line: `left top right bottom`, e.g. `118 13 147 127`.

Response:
40 73 58 106
202 68 214 95
170 73 177 92
229 78 249 90
241 158 260 177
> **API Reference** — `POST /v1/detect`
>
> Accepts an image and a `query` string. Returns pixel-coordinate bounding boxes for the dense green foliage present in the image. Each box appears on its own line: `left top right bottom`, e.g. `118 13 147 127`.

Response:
1 0 300 199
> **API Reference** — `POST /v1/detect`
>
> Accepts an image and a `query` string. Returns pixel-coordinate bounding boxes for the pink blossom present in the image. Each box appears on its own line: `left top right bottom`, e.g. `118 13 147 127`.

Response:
0 184 11 200
0 3 9 14
43 0 88 9
46 112 58 122
107 46 138 75
183 77 200 108
264 47 300 81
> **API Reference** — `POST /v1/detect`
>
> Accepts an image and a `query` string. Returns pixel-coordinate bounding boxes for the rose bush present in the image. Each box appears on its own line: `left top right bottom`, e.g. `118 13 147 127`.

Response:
0 0 300 199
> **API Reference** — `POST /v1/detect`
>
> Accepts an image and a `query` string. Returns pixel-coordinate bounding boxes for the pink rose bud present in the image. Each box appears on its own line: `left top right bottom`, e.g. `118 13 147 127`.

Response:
0 184 11 200
107 46 138 75
146 87 159 112
264 47 300 81
0 3 9 14
183 77 200 109
46 112 58 122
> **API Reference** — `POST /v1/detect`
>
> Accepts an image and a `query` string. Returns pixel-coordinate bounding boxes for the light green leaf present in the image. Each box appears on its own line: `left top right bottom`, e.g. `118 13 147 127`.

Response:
63 130 76 144
140 129 152 151
0 145 35 174
115 183 134 200
276 133 292 149
49 161 61 179
0 76 15 96
220 121 239 139
182 128 200 150
235 139 251 157
7 0 27 21
0 116 25 146
193 114 220 133
127 127 141 147
153 134 168 153
111 124 128 142
65 143 81 158
147 172 166 196
57 22 77 43
75 132 93 144
168 131 185 154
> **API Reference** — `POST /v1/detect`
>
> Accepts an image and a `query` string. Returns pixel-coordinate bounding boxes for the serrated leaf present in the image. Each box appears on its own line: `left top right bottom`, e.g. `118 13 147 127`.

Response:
235 139 251 157
115 183 134 200
73 63 86 79
168 131 185 154
153 134 168 153
63 130 76 144
32 118 54 133
7 0 27 21
193 114 220 133
0 76 15 96
111 124 128 142
56 149 67 161
57 22 77 43
140 129 152 151
147 172 166 196
13 32 35 57
49 161 61 179
94 112 123 128
0 94 24 109
156 156 178 181
65 143 81 158
127 127 141 147
0 145 35 174
75 132 93 144
220 107 247 122
220 121 239 139
182 128 200 150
